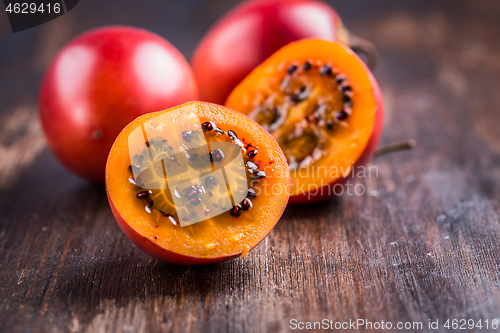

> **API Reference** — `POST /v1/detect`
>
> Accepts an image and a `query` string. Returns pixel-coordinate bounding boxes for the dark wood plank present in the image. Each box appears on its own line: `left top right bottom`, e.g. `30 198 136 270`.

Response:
1 0 500 332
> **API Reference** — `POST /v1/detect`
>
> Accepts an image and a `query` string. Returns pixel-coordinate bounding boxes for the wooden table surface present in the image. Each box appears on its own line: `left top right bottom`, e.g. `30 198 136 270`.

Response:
1 0 500 332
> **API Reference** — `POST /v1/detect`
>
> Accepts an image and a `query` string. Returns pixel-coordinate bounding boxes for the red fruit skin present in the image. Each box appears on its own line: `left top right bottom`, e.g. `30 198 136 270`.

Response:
106 185 287 266
289 66 384 204
192 0 343 104
106 189 239 265
39 26 199 182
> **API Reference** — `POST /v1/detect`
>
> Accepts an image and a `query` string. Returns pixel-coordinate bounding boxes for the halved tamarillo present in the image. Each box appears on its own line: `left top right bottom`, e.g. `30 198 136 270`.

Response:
106 101 290 265
226 39 384 204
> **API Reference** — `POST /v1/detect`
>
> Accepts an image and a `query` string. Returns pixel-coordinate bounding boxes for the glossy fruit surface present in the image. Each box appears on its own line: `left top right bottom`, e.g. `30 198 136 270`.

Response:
39 26 199 182
106 101 290 265
192 0 349 105
226 39 384 204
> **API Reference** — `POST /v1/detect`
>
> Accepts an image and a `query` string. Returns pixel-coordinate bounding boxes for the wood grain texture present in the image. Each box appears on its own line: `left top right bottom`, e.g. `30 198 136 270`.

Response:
1 0 500 332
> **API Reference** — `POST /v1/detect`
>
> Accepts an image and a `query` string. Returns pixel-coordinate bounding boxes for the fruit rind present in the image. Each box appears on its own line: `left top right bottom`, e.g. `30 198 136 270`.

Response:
106 101 290 265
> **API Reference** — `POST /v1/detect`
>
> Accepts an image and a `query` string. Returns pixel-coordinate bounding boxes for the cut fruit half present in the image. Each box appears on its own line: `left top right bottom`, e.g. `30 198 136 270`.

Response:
106 101 290 265
226 39 384 204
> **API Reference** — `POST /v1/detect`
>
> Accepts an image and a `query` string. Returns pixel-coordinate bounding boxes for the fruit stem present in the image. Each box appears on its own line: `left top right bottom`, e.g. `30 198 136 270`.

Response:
348 32 379 70
374 140 416 158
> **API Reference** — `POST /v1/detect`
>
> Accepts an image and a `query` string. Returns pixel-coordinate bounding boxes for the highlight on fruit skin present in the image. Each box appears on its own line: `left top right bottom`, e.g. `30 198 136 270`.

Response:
106 101 290 265
226 39 384 204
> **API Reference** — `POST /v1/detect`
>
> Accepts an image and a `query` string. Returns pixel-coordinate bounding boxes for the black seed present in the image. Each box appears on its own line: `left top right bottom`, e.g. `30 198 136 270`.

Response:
182 131 193 143
241 198 253 210
335 75 345 84
337 111 348 120
230 205 243 217
245 143 254 149
298 86 308 97
247 188 257 197
302 61 311 71
292 86 309 103
164 214 178 225
210 148 225 162
343 94 352 107
320 65 332 76
145 198 154 208
335 75 346 84
155 236 158 239
287 64 298 75
204 176 217 189
339 85 352 92
327 121 334 130
137 190 152 199
183 186 199 199
247 150 258 158
228 130 238 140
202 121 214 132
252 170 266 179
189 197 201 205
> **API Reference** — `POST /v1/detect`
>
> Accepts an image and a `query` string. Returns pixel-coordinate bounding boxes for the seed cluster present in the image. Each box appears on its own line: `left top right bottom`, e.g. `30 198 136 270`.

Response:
128 121 266 227
249 61 354 170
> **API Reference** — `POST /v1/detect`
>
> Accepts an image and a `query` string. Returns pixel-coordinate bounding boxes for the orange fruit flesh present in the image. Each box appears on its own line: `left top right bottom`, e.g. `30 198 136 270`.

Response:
106 102 290 259
226 39 377 197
